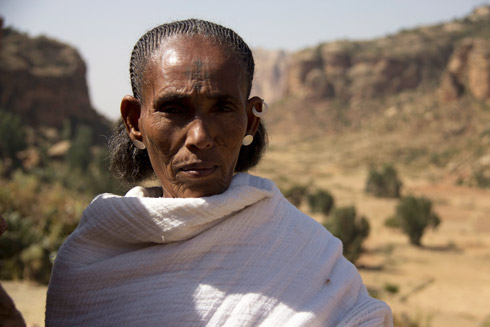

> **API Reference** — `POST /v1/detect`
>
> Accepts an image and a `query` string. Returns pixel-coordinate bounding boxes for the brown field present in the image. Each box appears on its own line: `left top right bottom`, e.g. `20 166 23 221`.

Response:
3 158 490 327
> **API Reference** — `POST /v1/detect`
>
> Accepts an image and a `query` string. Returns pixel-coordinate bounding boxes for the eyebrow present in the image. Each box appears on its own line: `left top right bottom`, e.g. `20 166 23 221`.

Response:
153 92 241 108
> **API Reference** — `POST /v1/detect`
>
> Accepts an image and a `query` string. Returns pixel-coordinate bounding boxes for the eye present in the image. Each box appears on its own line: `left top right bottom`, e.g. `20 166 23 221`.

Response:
157 104 186 114
215 102 236 113
218 105 233 112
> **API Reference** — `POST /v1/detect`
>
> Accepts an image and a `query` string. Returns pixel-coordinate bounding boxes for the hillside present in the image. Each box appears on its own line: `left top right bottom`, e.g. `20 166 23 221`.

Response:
0 19 112 145
252 5 490 187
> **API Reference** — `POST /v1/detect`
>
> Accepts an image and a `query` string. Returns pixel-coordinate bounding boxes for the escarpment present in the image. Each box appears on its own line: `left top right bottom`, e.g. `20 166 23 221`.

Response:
0 22 111 144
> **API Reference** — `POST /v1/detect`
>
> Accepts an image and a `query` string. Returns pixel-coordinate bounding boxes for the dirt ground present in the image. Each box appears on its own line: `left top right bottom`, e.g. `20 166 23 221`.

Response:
1 280 46 327
3 168 490 327
326 170 490 327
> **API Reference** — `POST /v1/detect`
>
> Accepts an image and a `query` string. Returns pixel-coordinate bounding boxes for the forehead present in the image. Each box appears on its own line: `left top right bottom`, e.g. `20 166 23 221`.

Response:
143 35 247 90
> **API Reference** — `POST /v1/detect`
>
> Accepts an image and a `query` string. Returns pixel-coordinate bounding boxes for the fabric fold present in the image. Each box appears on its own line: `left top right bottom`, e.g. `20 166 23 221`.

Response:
46 173 392 327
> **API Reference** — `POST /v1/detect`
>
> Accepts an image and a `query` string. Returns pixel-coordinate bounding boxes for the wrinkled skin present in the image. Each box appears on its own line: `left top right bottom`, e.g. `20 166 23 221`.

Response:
121 35 261 198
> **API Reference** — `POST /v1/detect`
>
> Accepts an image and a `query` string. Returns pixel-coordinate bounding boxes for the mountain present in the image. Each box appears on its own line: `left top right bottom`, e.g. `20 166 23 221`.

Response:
0 18 111 145
253 5 490 184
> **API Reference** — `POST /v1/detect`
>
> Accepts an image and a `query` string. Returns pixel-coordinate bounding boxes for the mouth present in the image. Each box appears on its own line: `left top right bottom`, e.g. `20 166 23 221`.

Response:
177 162 218 178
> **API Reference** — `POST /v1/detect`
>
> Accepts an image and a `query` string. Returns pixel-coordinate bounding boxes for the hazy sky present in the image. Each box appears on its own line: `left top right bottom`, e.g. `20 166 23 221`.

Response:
1 0 489 120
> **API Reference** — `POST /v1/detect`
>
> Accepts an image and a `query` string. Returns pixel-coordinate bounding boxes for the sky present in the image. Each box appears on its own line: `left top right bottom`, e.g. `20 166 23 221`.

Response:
1 0 489 120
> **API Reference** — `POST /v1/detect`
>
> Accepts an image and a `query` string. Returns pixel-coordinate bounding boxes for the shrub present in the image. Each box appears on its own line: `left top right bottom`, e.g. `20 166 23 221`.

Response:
307 189 334 215
0 109 27 169
393 196 440 246
66 125 93 172
384 216 400 229
0 171 84 283
473 169 490 188
384 283 399 294
0 210 78 284
365 164 402 198
324 206 370 264
283 184 309 207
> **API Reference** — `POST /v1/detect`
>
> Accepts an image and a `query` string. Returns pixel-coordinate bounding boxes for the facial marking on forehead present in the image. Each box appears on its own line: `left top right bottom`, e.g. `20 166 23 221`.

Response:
186 60 211 91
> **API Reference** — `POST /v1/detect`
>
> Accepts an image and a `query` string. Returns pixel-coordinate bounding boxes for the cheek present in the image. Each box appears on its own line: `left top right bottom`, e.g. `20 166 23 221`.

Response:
217 117 247 158
142 118 178 167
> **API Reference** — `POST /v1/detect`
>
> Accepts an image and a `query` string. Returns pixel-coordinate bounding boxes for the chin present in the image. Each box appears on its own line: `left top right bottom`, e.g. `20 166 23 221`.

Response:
176 181 229 198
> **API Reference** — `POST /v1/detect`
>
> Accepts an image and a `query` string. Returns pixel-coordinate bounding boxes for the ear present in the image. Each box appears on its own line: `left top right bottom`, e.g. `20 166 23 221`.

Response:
246 96 262 136
120 95 143 142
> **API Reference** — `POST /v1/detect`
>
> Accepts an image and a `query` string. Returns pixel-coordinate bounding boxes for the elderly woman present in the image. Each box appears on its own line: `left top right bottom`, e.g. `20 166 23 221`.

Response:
46 19 392 326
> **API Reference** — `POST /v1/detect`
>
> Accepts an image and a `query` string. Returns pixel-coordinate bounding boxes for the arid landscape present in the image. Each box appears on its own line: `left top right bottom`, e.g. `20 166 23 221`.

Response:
2 5 490 327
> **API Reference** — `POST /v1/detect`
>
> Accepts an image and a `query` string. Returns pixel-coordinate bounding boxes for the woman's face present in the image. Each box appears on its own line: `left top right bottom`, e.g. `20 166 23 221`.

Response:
124 35 259 198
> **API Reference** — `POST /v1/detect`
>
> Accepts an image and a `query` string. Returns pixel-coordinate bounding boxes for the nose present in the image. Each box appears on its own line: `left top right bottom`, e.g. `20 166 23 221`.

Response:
185 117 213 150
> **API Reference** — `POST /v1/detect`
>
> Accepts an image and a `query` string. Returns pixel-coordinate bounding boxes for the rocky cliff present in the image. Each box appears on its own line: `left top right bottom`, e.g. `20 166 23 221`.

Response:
0 21 111 144
252 5 490 105
251 6 490 182
251 6 490 135
251 49 289 102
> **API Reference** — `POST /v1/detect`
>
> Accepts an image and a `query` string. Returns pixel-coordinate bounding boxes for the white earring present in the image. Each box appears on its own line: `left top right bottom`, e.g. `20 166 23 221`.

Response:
242 134 253 146
252 100 269 118
133 139 146 150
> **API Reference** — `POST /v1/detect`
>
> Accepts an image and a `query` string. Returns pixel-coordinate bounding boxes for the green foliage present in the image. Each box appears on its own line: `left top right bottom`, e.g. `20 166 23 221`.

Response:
60 125 122 195
366 164 402 198
283 184 309 207
324 206 370 264
0 109 27 168
429 148 458 167
384 283 399 294
0 169 85 283
473 169 490 188
384 216 401 229
307 189 334 215
0 120 122 284
61 119 73 140
66 125 93 172
0 212 67 283
367 287 380 299
393 196 440 246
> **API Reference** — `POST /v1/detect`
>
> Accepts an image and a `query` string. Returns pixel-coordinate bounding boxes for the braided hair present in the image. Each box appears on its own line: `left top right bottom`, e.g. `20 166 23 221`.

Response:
109 19 267 184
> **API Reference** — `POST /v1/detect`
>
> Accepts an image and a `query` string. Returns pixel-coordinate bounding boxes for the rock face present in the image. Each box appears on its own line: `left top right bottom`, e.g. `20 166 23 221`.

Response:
251 49 289 103
0 23 111 142
251 5 490 106
439 38 490 103
284 31 454 101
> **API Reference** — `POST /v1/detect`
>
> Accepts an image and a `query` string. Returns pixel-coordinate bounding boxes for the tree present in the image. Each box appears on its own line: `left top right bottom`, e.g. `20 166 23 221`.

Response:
365 164 402 198
66 125 93 172
307 189 334 215
392 196 440 246
0 109 27 169
283 184 309 207
324 206 370 264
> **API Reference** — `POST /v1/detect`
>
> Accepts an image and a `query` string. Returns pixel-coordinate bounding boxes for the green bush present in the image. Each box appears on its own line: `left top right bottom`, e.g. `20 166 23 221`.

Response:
0 171 84 283
307 189 334 215
365 164 402 198
324 206 370 264
473 169 490 188
384 283 399 294
393 196 440 246
0 109 27 169
283 184 309 207
66 125 93 172
384 216 400 229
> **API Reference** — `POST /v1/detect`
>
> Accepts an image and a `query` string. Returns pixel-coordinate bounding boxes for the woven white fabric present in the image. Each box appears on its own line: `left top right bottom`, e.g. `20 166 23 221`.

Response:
46 173 392 327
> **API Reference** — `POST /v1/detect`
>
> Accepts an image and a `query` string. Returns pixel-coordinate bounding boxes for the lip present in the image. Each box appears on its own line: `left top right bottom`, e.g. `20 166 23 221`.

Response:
176 162 218 178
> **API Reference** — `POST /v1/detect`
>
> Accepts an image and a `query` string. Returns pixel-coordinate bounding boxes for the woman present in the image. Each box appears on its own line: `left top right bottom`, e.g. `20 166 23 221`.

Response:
46 19 392 326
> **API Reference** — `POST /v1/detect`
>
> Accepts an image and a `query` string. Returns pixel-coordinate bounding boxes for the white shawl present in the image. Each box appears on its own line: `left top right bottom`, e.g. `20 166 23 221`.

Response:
46 173 392 327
